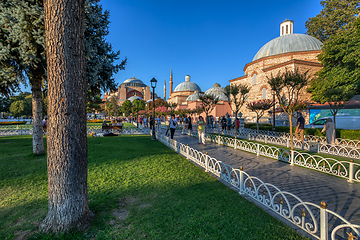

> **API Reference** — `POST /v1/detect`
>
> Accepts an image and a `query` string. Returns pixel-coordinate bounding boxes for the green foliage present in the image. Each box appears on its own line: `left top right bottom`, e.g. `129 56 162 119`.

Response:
0 136 306 240
0 0 126 96
198 94 219 118
9 92 32 117
308 18 360 102
225 83 250 116
0 96 11 113
305 0 360 42
87 94 103 113
121 99 132 116
132 99 146 114
105 97 121 117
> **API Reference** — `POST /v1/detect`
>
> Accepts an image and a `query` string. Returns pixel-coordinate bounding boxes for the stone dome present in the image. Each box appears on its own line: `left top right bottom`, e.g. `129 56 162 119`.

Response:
173 75 202 92
253 34 322 61
186 91 203 101
204 83 229 101
123 77 147 87
128 96 143 102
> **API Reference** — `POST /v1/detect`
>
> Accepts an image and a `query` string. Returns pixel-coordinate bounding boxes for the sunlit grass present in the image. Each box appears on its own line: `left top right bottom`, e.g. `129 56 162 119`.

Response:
0 135 307 240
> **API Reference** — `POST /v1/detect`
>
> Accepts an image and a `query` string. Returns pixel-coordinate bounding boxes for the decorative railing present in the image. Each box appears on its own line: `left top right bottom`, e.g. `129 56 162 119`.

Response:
188 130 360 184
156 131 360 240
208 128 360 160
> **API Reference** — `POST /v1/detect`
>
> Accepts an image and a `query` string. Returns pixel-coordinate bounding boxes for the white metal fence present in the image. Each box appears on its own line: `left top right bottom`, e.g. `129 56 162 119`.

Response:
156 131 360 240
0 125 150 137
208 128 360 160
184 130 360 184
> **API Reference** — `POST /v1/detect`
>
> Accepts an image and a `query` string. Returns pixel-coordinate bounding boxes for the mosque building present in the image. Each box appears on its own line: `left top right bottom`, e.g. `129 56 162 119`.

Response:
102 76 155 104
166 70 232 118
229 19 323 123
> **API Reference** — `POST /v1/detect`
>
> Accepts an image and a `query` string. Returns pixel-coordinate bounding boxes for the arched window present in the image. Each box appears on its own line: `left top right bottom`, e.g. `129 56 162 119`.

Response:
262 88 266 99
253 74 257 85
286 25 288 34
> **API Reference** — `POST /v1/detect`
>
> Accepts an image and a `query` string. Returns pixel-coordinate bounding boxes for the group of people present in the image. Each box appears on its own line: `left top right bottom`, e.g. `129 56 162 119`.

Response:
220 116 240 132
295 113 335 145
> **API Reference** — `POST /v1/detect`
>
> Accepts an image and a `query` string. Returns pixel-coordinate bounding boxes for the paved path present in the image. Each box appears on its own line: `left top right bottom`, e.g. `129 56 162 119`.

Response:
165 129 360 228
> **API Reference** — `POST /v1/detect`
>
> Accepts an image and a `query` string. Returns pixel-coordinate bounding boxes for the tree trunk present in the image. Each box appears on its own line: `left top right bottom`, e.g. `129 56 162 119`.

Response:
31 67 45 155
40 0 93 232
288 113 294 150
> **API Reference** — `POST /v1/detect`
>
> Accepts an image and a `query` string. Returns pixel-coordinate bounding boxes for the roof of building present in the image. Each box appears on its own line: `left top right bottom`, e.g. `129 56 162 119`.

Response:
128 96 143 102
123 77 147 87
204 83 229 101
173 75 202 93
186 91 203 101
253 33 322 61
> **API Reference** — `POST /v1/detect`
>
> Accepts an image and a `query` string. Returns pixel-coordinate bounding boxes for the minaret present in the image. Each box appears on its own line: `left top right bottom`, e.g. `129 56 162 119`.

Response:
169 68 173 96
163 78 166 100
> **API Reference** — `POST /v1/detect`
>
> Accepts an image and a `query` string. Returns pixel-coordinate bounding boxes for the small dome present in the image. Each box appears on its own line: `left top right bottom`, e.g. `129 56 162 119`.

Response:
204 83 229 101
174 75 202 92
123 77 147 87
253 34 322 61
128 96 143 102
186 91 203 101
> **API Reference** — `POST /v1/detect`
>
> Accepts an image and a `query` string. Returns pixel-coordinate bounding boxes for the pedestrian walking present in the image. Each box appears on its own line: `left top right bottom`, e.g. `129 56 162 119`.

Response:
321 118 335 145
169 114 177 139
295 113 305 144
197 116 206 145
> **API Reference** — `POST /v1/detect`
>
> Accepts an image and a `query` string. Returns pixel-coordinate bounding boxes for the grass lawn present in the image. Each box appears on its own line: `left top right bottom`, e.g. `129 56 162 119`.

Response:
0 135 307 240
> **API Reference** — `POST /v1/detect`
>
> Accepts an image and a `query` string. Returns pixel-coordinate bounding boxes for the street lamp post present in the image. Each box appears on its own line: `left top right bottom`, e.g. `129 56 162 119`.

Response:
272 90 276 131
151 78 157 140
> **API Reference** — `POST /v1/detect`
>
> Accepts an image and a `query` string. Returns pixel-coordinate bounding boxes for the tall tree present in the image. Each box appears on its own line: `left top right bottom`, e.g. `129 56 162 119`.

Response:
225 83 250 136
0 0 126 154
246 99 274 132
40 0 93 232
308 18 360 129
0 0 46 154
267 68 310 150
121 99 133 117
198 94 219 126
9 92 32 117
305 0 360 43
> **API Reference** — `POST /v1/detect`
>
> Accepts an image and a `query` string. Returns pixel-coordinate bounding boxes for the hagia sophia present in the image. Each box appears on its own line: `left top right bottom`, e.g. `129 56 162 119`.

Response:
103 19 323 123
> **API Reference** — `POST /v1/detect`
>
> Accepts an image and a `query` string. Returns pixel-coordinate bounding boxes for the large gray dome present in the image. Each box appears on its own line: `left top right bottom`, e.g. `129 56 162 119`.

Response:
174 75 202 92
253 34 322 61
123 77 147 87
186 91 203 101
204 83 229 101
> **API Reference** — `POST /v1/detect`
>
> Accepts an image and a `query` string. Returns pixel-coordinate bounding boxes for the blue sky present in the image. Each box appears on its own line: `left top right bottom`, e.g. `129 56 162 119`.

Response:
100 0 323 99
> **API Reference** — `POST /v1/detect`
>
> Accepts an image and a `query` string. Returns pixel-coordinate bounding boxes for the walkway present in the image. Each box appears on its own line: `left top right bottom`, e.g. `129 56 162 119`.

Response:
165 129 360 227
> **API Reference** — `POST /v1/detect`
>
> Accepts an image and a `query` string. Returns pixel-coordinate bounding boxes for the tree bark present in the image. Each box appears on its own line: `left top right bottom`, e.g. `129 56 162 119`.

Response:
288 114 294 150
31 67 45 155
40 0 93 232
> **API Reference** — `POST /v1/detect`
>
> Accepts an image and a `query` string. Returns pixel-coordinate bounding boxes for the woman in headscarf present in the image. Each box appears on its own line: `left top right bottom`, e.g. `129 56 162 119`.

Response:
321 118 335 145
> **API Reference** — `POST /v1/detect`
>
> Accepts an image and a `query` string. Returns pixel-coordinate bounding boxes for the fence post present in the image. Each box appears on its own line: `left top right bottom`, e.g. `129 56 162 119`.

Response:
174 139 177 151
239 167 244 195
320 201 328 240
287 139 290 148
317 141 321 153
290 150 294 165
234 139 237 150
257 143 260 156
186 144 189 159
205 152 209 172
348 160 354 183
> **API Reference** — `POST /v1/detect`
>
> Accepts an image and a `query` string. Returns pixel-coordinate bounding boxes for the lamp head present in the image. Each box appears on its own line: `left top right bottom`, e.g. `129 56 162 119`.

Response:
150 77 157 88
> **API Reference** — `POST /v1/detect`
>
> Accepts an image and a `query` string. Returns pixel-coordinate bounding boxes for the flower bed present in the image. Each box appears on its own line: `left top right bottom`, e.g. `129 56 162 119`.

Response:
0 121 27 125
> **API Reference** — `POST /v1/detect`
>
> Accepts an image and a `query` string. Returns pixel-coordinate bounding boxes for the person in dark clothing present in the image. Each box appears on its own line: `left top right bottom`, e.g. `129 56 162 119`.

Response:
221 116 227 132
295 113 305 143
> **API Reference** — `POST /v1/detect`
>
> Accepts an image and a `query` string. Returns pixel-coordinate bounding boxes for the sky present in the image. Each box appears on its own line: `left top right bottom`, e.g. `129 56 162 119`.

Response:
99 0 323 99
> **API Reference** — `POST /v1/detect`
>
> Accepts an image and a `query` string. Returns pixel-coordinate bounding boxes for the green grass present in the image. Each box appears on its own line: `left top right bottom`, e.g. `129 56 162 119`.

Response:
0 136 307 240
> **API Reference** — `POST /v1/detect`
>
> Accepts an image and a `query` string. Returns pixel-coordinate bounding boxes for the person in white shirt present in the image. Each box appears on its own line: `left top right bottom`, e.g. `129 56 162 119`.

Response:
169 114 177 139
